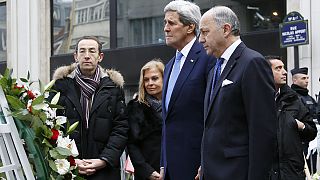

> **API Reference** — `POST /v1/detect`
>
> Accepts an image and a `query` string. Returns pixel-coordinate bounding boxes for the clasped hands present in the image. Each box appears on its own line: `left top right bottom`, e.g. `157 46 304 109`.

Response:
75 159 106 176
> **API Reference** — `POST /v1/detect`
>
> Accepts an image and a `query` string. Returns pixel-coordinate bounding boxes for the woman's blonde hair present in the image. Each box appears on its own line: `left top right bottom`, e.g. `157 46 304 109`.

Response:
138 59 165 105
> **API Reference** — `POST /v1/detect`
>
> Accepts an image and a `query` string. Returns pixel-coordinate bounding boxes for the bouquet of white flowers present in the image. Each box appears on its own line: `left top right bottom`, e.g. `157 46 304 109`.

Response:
0 69 84 180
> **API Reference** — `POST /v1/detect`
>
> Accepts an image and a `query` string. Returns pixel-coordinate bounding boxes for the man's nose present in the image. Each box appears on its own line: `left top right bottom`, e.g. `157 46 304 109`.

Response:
84 51 90 57
164 23 169 32
199 34 205 43
283 69 287 75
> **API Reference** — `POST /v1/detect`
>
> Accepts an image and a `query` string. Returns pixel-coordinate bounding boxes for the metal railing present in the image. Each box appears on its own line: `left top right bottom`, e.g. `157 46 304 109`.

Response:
0 86 34 180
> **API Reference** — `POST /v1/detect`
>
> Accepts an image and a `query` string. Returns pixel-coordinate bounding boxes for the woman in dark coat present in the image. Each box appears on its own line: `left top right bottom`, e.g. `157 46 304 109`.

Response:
126 59 164 180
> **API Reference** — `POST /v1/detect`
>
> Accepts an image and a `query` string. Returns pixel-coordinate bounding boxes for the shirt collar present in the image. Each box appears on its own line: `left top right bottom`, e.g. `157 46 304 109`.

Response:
221 38 242 61
176 36 196 58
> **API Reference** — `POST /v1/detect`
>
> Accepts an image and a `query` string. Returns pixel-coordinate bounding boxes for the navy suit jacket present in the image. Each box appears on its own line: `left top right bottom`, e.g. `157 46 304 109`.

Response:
161 40 214 179
201 42 277 180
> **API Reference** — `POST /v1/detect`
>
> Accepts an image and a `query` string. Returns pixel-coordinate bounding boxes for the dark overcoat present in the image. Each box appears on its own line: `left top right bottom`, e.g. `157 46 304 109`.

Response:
51 64 128 180
127 99 162 180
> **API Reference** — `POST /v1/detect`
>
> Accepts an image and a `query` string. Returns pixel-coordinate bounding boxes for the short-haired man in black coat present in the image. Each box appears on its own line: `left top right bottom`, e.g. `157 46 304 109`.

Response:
266 56 317 180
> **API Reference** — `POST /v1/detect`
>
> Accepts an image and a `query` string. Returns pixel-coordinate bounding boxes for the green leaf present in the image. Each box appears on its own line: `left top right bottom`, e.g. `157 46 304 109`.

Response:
67 121 79 135
39 111 48 122
56 175 64 180
48 159 58 172
32 95 44 106
19 78 29 83
48 104 64 109
50 149 67 159
44 80 56 92
32 103 47 110
6 95 25 110
30 116 43 130
27 71 30 80
0 76 7 90
39 79 44 94
42 125 53 138
3 68 10 79
56 147 72 156
11 109 33 121
42 138 53 148
51 92 60 105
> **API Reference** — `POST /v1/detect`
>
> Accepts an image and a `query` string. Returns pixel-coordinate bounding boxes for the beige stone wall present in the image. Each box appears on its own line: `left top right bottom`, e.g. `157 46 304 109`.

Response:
6 0 51 85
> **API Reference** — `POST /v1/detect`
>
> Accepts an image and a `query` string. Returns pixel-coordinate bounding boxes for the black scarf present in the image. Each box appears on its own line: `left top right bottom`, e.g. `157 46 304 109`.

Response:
291 84 309 96
75 66 100 128
145 94 162 113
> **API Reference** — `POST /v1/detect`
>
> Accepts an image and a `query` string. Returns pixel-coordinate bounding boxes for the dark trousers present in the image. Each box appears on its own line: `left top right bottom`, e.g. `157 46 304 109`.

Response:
165 169 171 180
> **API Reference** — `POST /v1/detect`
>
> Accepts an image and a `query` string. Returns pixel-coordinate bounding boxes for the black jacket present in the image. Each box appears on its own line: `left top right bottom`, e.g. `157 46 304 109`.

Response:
271 85 317 180
291 84 319 121
51 64 128 180
126 99 162 180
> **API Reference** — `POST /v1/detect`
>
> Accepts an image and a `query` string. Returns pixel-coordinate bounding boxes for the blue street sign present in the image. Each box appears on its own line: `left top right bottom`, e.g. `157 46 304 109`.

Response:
279 11 309 48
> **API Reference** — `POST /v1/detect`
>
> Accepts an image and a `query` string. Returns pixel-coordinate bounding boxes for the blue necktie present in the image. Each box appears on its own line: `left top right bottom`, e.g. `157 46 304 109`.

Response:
165 52 183 110
210 58 225 102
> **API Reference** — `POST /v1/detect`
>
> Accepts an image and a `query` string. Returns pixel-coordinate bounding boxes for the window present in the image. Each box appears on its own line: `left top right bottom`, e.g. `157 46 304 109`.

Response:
117 0 170 48
117 0 285 48
52 0 110 55
194 0 284 33
0 2 6 63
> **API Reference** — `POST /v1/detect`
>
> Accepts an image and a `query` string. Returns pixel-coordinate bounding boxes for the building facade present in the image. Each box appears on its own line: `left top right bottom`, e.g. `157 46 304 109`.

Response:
1 0 319 100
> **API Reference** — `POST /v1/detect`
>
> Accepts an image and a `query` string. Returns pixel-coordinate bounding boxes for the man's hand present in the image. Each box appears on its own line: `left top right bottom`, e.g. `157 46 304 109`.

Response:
195 166 201 180
149 171 161 180
159 167 164 180
295 119 305 130
76 159 107 176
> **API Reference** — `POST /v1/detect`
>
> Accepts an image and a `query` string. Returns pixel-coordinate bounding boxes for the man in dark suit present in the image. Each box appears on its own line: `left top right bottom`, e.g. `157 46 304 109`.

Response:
197 6 277 180
160 1 214 180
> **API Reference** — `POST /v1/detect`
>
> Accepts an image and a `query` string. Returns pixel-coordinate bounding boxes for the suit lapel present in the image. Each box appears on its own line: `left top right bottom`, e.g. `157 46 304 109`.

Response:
205 42 246 121
204 67 214 117
166 42 201 115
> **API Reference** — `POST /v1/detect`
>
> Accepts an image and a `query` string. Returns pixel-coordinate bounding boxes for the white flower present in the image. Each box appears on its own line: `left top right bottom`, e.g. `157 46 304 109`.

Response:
43 106 56 119
56 116 67 125
32 89 41 98
57 136 79 157
44 92 50 99
27 99 32 111
45 120 54 128
55 159 70 175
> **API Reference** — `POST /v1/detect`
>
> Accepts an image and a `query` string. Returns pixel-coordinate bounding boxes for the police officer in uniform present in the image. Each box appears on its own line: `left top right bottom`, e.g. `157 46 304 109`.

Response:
291 67 319 174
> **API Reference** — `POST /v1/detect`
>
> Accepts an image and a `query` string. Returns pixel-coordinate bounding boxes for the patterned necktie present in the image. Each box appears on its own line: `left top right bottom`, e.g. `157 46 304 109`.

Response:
165 52 183 110
210 58 225 102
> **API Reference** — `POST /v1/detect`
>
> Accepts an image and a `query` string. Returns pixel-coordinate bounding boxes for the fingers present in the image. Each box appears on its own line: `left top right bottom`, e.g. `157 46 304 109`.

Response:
149 171 161 180
195 166 201 180
76 159 97 176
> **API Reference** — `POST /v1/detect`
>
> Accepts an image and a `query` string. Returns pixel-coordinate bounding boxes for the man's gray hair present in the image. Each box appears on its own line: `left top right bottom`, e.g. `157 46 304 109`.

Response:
210 6 240 36
164 0 201 35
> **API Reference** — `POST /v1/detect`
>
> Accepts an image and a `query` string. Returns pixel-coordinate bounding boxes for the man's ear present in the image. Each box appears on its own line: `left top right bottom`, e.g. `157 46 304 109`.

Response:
187 24 196 34
74 52 78 62
223 23 233 37
98 52 104 62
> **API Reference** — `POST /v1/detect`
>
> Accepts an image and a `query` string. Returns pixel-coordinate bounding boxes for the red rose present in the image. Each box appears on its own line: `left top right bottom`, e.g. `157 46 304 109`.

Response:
14 84 24 89
27 90 36 100
68 156 76 166
51 129 59 141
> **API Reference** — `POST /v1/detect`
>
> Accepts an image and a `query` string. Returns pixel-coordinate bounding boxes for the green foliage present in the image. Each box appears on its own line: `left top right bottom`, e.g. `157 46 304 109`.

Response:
0 68 80 179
